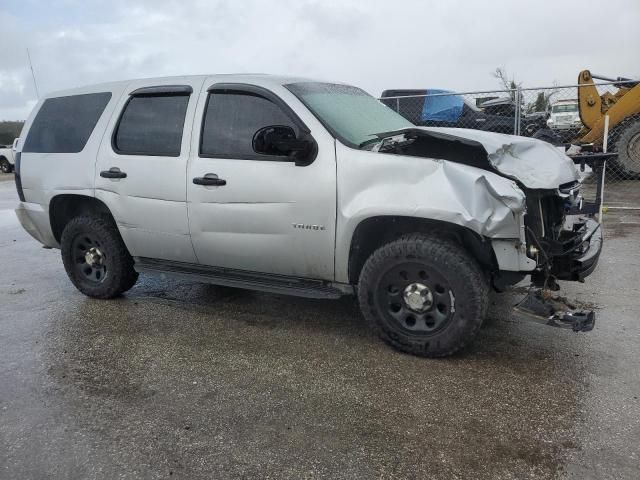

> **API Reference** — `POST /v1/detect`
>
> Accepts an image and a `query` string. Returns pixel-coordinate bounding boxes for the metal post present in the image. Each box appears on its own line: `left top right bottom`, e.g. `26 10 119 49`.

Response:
513 87 521 135
603 114 610 153
599 115 610 223
598 160 607 223
396 97 400 113
517 87 522 136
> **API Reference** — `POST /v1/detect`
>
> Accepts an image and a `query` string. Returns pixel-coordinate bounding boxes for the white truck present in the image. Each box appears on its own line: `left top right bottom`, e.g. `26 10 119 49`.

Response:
547 100 582 130
0 138 18 173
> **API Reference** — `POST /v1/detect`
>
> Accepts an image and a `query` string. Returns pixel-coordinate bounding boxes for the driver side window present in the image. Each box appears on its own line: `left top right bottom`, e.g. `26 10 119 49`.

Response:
200 91 298 159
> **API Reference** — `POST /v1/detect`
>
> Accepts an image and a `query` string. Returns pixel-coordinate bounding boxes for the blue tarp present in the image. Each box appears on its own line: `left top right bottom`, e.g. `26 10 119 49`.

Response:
420 90 463 123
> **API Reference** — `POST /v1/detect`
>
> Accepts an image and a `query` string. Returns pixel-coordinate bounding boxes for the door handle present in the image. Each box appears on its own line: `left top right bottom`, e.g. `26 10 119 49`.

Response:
100 167 127 179
193 173 226 186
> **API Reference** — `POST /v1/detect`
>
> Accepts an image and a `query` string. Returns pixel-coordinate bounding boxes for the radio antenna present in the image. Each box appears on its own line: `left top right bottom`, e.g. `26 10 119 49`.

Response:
26 48 40 99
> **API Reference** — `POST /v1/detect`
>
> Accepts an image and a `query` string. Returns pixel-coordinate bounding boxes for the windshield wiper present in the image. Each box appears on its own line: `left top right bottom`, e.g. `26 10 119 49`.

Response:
358 136 385 149
359 132 416 152
358 128 416 150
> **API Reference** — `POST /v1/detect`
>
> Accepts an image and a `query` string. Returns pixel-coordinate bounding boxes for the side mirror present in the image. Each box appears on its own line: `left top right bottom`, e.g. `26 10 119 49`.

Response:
252 125 314 165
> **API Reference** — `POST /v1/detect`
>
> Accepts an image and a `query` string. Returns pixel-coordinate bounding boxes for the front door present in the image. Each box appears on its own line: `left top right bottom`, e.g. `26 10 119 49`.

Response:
187 82 336 280
95 78 204 263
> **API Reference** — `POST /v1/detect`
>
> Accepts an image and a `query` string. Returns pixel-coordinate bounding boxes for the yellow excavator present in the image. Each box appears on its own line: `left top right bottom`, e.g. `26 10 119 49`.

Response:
576 70 640 177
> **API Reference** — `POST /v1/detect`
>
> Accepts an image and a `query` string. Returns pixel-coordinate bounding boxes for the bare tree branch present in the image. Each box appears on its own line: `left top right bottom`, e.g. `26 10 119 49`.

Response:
492 67 522 91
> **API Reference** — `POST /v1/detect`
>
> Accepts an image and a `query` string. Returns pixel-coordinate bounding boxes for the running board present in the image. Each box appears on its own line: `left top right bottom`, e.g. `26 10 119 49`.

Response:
134 257 349 299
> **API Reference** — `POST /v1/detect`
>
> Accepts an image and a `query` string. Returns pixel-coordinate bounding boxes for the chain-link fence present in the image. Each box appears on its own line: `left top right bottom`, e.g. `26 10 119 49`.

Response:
380 80 640 209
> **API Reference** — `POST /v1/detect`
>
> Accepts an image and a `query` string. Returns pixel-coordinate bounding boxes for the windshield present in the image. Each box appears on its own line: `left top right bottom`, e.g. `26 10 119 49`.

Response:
285 82 414 147
552 104 578 113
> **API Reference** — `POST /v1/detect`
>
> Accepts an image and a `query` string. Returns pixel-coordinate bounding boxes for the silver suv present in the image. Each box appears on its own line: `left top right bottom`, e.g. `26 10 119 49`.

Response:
14 74 602 357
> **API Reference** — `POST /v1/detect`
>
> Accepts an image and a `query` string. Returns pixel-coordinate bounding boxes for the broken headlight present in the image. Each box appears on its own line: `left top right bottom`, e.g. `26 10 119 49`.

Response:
558 181 583 212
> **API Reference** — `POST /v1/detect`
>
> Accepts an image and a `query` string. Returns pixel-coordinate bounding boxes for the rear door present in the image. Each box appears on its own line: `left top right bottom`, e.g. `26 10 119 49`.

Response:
95 78 204 263
186 82 337 280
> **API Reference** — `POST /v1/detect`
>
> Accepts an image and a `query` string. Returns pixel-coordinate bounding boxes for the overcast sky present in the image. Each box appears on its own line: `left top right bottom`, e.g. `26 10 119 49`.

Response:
1 0 639 120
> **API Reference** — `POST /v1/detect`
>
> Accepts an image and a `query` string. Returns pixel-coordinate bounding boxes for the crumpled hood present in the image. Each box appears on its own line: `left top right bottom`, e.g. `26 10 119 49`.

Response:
420 127 579 189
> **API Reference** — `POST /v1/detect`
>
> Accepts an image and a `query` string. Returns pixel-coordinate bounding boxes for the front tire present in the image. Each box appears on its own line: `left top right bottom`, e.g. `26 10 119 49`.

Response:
60 215 138 299
357 234 489 357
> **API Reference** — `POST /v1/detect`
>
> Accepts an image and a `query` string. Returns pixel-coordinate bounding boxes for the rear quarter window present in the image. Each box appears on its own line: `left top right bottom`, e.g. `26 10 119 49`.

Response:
22 92 112 153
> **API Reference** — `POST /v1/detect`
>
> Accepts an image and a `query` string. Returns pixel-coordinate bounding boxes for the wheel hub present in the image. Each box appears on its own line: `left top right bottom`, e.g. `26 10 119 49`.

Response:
403 282 433 312
84 247 104 267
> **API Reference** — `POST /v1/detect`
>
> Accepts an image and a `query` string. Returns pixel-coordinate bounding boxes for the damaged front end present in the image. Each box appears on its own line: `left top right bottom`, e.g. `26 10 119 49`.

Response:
367 126 604 288
458 128 605 289
363 126 604 330
523 184 603 289
487 143 604 332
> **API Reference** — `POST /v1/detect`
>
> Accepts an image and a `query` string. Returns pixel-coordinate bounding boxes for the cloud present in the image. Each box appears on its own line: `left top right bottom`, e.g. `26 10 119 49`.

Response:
0 0 639 120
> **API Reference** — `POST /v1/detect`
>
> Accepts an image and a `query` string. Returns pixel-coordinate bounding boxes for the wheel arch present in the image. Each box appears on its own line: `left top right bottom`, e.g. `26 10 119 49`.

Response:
49 194 115 243
346 215 498 285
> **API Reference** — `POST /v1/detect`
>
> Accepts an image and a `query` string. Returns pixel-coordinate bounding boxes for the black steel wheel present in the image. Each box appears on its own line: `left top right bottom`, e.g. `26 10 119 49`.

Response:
61 215 138 299
378 262 454 335
358 233 489 357
71 232 108 284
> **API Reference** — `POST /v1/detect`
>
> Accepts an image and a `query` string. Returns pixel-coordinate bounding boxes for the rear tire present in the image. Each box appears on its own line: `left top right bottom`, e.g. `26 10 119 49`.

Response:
0 157 13 173
357 234 489 358
60 215 138 299
610 116 640 178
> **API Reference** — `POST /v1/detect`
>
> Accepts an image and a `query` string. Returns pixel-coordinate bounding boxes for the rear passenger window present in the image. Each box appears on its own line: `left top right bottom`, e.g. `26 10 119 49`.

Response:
114 94 190 157
23 92 111 153
200 92 297 158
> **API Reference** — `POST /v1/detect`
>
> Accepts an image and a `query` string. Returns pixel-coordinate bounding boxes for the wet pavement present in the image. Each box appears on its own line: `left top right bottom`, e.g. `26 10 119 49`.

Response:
1 176 639 479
